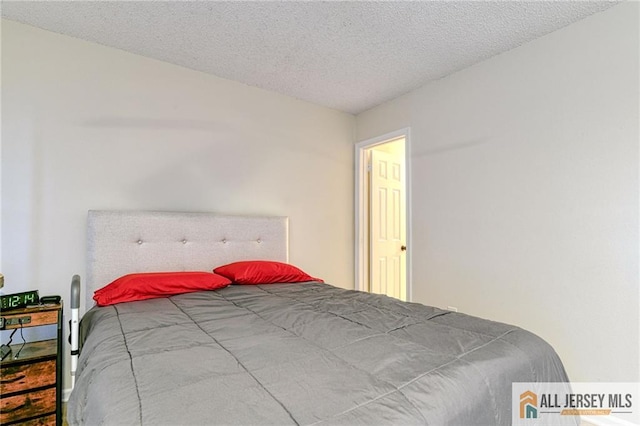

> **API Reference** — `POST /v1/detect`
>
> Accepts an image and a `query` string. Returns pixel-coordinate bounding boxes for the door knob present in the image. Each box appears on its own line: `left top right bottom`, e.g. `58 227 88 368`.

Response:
401 245 407 251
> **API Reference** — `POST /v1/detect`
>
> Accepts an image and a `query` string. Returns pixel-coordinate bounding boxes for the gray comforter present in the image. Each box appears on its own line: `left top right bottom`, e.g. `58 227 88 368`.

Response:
68 282 569 425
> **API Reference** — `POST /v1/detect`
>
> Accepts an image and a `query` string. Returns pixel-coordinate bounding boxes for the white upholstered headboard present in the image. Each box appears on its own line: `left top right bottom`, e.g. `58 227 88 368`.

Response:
86 210 289 308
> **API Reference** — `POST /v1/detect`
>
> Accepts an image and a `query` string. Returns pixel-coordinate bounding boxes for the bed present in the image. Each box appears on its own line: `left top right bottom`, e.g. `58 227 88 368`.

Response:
67 210 570 425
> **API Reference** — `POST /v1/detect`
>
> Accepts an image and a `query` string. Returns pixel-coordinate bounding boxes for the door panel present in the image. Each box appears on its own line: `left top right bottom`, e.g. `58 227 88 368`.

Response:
370 149 406 300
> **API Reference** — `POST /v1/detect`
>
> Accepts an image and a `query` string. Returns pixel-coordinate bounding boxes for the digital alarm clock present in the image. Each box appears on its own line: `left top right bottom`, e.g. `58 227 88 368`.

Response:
0 290 40 310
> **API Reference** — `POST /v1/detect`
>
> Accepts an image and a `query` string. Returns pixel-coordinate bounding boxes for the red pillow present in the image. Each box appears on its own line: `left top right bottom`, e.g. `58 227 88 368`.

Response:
93 271 231 306
213 260 323 285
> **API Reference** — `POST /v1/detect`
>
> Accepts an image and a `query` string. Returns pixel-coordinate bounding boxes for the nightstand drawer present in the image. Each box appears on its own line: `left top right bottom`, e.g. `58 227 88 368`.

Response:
0 304 62 425
1 359 56 395
1 310 59 330
0 386 56 424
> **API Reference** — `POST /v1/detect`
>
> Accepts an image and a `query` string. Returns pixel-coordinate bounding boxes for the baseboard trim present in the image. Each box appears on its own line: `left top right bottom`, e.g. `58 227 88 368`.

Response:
63 387 72 402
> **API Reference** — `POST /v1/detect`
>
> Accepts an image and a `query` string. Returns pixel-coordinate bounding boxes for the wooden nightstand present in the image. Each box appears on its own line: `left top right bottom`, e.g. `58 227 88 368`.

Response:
1 303 63 425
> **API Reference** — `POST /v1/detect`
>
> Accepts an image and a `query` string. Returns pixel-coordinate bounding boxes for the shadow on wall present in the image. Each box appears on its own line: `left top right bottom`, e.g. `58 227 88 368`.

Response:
70 115 350 213
413 137 494 158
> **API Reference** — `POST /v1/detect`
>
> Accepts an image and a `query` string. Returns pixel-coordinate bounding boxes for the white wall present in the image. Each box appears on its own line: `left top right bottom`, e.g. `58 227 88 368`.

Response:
1 20 355 388
358 1 639 384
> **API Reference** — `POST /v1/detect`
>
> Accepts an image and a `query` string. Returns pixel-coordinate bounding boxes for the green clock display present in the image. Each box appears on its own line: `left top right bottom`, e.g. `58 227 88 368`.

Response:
0 290 40 310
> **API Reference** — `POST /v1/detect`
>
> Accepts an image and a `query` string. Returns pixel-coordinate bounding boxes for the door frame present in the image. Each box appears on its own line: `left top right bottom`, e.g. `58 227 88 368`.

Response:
354 127 412 301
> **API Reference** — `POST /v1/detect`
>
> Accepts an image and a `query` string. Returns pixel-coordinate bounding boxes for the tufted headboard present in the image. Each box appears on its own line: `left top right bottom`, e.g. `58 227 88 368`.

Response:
86 210 289 309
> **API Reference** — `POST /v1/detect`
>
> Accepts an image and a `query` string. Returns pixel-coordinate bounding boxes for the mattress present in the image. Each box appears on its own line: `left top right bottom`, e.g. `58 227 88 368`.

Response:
67 282 569 425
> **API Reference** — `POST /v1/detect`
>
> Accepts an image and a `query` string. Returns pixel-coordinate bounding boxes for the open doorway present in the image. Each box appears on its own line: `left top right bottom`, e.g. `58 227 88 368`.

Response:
355 128 411 301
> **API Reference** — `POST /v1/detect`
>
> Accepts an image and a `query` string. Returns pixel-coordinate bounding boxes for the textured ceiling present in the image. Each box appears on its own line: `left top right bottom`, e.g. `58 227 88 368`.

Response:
2 1 619 114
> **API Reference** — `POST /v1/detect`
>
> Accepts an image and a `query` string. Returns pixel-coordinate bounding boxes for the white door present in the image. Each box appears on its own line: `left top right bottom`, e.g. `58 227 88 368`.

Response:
369 148 406 301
